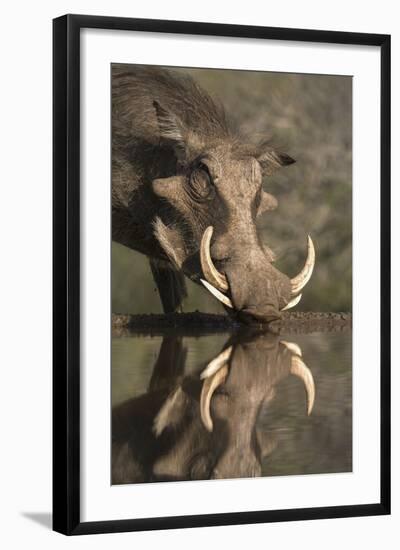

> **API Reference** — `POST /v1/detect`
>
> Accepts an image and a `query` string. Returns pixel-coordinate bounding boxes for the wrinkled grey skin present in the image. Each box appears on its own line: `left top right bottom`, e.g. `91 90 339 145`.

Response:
112 332 305 484
112 65 296 323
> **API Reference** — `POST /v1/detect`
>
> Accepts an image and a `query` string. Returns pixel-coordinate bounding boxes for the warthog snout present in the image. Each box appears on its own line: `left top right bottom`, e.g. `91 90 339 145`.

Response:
199 226 315 324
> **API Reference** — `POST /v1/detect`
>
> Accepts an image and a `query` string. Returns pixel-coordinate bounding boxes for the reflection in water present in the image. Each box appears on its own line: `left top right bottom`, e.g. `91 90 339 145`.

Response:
112 329 352 484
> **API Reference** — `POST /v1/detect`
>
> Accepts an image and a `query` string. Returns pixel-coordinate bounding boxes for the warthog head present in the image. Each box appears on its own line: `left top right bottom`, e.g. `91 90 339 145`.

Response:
149 78 314 323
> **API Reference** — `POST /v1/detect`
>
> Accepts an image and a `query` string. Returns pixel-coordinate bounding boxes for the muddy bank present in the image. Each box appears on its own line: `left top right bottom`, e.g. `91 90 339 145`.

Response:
278 311 351 333
112 311 351 336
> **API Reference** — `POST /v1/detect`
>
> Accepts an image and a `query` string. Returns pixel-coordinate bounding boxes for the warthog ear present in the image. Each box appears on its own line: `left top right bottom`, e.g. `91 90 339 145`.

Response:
257 149 296 176
153 100 187 159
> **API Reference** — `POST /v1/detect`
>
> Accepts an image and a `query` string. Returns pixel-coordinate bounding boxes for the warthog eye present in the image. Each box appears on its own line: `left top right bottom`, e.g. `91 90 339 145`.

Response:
189 163 214 200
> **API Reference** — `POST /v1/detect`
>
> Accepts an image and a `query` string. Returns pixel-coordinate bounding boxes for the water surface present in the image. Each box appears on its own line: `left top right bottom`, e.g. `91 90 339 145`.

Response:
112 328 352 483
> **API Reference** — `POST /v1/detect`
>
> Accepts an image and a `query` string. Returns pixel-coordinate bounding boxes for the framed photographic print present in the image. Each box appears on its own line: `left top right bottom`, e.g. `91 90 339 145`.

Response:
53 14 391 535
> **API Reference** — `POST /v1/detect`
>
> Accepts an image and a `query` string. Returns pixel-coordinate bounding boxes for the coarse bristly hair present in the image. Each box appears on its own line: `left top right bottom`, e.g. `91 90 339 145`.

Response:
112 64 232 150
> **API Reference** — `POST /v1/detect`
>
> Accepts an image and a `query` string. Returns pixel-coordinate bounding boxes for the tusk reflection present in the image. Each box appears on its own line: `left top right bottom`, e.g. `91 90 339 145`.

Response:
200 365 229 432
281 339 315 415
200 346 233 379
280 340 302 357
290 356 316 416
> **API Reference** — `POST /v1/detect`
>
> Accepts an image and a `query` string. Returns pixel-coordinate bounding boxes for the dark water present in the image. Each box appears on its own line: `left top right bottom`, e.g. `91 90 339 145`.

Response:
112 329 352 484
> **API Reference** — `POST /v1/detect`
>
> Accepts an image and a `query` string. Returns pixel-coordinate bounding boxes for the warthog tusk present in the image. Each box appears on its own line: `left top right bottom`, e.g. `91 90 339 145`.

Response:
290 355 315 416
200 365 229 432
200 346 233 380
200 226 229 292
281 293 302 311
280 340 302 357
200 279 233 309
291 235 315 295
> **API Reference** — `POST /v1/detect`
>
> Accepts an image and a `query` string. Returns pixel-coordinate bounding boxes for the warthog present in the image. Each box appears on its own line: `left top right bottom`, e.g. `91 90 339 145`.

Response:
112 332 315 483
112 65 315 323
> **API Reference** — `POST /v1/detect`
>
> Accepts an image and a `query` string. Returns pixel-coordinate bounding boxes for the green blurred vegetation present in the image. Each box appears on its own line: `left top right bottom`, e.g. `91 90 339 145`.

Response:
112 68 352 314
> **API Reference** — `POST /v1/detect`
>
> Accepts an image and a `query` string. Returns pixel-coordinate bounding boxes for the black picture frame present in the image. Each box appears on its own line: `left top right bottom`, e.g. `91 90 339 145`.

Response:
53 14 391 535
